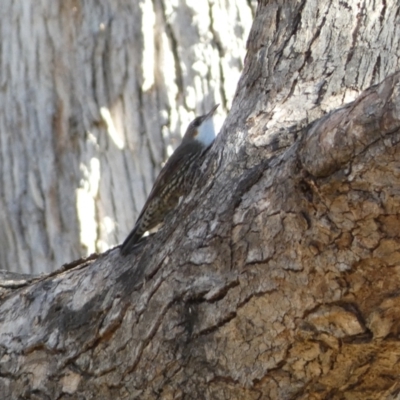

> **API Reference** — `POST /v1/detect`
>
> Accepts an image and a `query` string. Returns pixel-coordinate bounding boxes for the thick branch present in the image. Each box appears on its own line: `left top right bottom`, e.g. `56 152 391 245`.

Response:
1 70 400 400
301 71 400 177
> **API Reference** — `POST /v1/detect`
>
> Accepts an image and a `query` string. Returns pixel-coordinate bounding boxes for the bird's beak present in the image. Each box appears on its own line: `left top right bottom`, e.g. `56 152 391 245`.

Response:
205 104 219 119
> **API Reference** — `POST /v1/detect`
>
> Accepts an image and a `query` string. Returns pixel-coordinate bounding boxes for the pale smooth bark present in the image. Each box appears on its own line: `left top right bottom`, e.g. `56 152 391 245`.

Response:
0 0 254 273
1 0 400 399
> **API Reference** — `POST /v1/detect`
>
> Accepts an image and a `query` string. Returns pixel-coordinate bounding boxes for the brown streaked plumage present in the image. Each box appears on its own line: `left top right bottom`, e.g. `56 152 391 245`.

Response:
120 104 219 255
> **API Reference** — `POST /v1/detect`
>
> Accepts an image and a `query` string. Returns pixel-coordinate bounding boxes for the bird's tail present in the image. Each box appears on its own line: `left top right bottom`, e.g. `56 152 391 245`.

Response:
120 224 143 256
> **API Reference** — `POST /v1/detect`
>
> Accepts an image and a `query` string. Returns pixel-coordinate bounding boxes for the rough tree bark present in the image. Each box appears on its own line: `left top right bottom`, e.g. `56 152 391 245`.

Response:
1 0 400 399
0 0 254 273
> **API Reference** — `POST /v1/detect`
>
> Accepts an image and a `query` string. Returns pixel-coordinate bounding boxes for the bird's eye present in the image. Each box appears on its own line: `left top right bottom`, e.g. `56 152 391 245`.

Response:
192 117 202 128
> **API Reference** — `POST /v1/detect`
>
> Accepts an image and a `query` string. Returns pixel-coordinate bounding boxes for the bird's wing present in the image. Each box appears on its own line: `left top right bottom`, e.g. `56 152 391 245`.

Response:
121 140 209 254
134 140 204 222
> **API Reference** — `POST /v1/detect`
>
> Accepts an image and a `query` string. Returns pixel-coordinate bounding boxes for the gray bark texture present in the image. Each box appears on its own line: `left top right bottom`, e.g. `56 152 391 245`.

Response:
0 0 254 273
2 0 400 399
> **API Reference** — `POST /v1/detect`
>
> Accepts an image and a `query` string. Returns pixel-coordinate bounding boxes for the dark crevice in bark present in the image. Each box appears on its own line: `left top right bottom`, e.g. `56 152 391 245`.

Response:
208 2 228 110
194 311 237 338
341 331 373 344
156 0 184 104
379 0 387 25
370 55 382 88
275 0 308 62
204 280 240 303
346 3 363 65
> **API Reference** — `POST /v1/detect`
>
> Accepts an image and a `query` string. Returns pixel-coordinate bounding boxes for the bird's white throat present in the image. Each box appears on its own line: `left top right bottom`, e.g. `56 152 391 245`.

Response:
196 118 216 147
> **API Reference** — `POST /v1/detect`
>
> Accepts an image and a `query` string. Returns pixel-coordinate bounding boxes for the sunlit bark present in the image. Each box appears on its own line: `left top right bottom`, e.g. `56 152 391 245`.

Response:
0 0 254 273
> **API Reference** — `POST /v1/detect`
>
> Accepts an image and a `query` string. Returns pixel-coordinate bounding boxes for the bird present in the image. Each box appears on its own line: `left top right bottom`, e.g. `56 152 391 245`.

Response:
120 104 219 255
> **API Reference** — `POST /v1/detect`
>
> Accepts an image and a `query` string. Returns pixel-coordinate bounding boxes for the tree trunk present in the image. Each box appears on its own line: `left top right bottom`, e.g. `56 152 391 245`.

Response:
1 0 400 399
0 0 254 273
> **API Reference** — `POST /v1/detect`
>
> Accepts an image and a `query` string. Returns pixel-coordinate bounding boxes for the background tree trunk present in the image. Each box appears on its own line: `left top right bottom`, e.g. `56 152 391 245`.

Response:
0 0 255 273
2 0 400 399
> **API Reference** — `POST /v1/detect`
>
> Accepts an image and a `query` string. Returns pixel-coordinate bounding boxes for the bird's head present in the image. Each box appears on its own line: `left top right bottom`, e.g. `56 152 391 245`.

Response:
182 104 219 147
